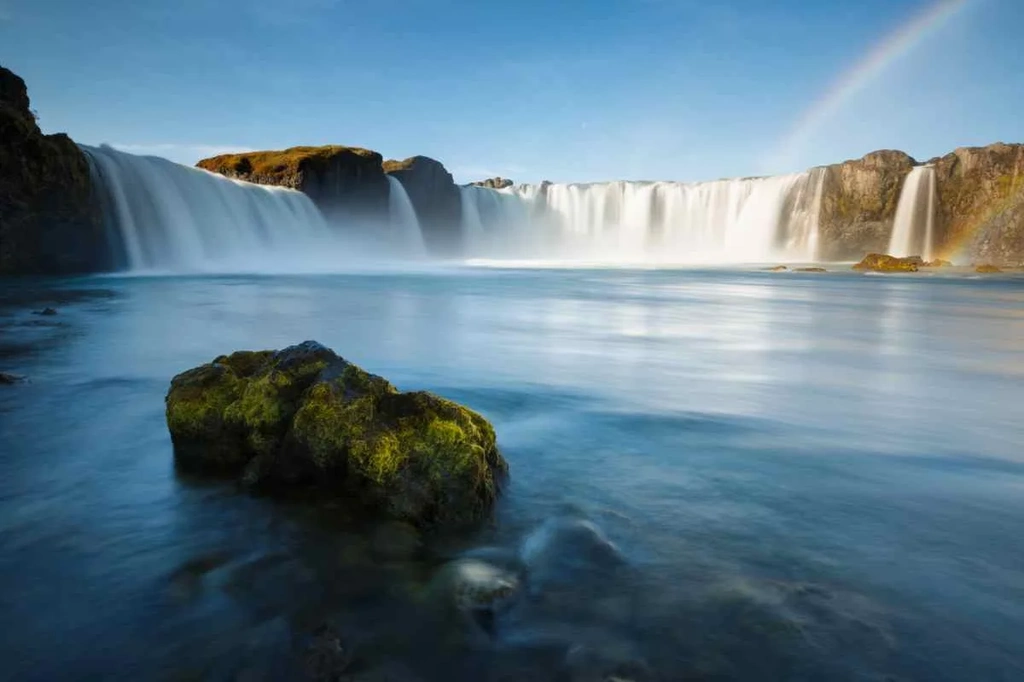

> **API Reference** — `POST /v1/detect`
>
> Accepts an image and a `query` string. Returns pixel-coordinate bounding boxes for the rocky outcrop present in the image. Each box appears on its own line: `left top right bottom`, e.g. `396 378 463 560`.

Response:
165 341 507 526
975 264 1003 273
0 66 105 274
197 146 389 222
384 156 463 255
817 150 916 261
932 143 1024 266
470 177 514 190
852 253 921 272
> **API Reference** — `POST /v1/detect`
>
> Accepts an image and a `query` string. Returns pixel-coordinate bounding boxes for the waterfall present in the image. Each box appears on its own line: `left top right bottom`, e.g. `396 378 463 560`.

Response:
82 145 330 272
888 166 937 261
386 176 426 255
458 170 826 264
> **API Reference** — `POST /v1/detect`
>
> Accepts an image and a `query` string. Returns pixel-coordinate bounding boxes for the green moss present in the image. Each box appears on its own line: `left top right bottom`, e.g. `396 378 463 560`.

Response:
165 363 246 468
166 343 507 525
215 350 274 377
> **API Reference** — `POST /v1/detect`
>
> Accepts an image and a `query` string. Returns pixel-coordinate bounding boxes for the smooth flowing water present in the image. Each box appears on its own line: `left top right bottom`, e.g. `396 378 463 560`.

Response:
460 171 827 264
2 268 1023 681
888 166 937 261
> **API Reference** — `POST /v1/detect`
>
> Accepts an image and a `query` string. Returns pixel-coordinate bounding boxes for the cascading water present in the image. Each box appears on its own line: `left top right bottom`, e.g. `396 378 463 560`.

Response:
83 145 331 272
386 176 426 256
459 169 827 264
888 166 937 261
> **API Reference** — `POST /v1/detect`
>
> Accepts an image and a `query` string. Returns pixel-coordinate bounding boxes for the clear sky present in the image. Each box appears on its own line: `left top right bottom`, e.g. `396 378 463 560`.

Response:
1 0 1021 183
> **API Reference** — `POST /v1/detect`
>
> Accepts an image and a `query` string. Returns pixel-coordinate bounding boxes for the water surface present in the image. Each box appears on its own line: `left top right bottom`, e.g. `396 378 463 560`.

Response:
1 268 1023 681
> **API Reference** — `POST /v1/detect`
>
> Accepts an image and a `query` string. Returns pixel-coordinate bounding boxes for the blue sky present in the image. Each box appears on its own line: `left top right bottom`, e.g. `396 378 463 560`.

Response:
1 0 1021 183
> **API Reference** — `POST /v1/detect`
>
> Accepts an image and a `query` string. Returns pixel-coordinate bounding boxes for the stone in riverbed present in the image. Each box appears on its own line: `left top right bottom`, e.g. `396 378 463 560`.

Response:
923 258 953 267
165 341 507 527
1 371 26 385
851 253 920 272
794 267 827 272
763 265 788 271
975 264 1003 273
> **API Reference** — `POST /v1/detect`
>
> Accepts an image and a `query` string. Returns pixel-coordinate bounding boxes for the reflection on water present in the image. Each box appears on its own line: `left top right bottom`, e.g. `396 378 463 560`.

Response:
1 269 1024 681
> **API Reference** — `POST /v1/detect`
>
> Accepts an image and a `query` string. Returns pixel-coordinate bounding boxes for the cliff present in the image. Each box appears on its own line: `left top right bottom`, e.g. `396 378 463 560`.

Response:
471 177 514 190
196 145 389 221
817 150 916 261
932 143 1024 265
384 156 463 255
0 65 105 274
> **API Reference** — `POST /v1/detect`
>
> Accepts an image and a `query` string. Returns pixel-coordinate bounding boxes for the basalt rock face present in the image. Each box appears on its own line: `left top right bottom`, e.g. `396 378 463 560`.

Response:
165 341 508 527
932 143 1024 266
471 177 513 190
384 156 463 255
817 150 916 261
0 66 106 274
197 146 390 222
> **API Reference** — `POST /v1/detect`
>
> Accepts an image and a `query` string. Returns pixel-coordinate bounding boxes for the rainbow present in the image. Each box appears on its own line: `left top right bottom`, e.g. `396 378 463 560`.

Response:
773 0 972 168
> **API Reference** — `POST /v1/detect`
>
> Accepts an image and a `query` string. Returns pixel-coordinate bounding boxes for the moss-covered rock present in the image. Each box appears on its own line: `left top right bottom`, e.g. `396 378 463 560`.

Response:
975 264 1003 273
851 253 920 273
166 341 507 526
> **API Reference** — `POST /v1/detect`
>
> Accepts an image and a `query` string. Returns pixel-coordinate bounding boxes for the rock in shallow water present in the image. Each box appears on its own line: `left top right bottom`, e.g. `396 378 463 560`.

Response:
0 372 26 385
165 341 508 527
852 253 921 272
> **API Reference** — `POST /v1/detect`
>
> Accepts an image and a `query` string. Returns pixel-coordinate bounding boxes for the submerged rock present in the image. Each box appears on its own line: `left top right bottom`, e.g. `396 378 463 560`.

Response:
851 253 920 272
975 264 1003 273
0 371 26 385
763 265 788 272
32 307 58 316
165 341 508 526
794 267 827 272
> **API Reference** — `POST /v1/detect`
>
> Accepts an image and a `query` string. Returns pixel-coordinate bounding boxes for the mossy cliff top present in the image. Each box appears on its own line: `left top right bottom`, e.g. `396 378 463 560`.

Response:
197 146 382 187
166 341 507 526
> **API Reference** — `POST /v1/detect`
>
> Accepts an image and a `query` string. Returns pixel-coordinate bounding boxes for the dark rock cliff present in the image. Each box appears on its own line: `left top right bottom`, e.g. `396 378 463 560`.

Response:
384 156 463 255
470 177 514 190
0 65 106 274
197 146 390 223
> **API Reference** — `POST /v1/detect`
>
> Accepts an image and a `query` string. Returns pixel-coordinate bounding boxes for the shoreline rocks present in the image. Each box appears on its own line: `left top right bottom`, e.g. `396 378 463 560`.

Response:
975 264 1003 273
165 341 507 527
852 253 921 273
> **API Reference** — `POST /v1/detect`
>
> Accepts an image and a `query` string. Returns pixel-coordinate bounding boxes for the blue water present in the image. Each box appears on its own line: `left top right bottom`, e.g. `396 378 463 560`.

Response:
1 268 1023 681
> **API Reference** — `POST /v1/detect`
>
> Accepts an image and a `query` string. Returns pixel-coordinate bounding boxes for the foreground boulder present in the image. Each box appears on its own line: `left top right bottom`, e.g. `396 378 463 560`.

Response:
166 341 507 526
852 253 921 272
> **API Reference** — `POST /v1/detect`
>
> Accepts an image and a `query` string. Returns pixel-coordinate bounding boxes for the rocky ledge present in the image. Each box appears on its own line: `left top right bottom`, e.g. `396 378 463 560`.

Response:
470 177 514 190
166 341 507 526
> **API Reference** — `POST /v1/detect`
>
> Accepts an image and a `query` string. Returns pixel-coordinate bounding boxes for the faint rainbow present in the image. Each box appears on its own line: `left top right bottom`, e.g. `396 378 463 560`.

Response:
773 0 971 167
